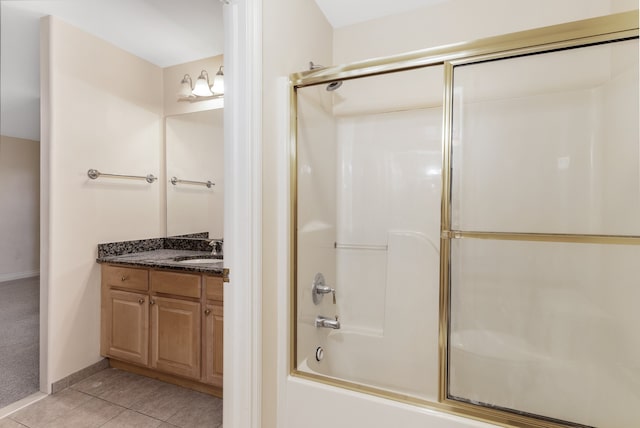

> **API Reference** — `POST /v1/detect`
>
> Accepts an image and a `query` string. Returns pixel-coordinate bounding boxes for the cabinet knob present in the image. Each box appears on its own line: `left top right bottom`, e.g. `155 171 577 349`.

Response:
121 275 128 282
150 300 156 305
138 298 145 304
204 309 212 316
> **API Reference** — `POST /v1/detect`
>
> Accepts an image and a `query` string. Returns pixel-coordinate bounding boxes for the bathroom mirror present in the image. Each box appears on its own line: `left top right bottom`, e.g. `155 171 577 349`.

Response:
165 108 224 238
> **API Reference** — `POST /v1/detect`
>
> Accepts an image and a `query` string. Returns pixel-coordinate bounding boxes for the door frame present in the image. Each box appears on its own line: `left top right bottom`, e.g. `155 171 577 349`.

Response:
222 0 263 427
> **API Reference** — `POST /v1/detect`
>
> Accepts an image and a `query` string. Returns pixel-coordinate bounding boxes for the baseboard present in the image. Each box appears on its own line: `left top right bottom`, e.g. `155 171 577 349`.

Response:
0 270 39 283
50 359 110 394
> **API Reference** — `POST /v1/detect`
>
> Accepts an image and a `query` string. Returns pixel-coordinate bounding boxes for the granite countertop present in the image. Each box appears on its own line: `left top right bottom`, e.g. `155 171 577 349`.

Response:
96 235 223 275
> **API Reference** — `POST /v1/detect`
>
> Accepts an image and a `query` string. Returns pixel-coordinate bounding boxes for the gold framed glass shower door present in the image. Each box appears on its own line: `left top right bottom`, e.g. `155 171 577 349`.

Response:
293 66 445 402
445 37 640 428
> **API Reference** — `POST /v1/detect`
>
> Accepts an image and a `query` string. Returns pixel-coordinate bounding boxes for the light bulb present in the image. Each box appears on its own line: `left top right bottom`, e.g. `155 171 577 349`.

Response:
212 66 224 94
193 70 214 97
177 74 194 99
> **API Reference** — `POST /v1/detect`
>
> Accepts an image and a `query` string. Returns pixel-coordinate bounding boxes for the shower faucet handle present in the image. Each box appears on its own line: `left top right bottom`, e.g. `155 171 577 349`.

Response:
312 273 336 305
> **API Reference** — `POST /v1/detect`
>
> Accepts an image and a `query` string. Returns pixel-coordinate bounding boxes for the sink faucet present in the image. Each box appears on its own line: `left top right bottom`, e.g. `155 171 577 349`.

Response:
315 315 340 329
209 239 223 256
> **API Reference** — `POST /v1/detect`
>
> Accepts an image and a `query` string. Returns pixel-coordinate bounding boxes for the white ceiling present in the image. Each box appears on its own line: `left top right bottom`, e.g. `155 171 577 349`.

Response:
313 0 448 28
0 0 224 140
0 0 446 140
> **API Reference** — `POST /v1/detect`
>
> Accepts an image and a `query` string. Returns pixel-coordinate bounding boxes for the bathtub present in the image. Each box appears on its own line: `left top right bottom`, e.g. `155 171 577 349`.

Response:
298 328 435 401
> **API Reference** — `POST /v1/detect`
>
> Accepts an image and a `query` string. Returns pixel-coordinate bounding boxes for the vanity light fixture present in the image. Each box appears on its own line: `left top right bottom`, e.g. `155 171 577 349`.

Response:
177 66 224 102
178 74 195 99
193 70 214 96
211 66 224 94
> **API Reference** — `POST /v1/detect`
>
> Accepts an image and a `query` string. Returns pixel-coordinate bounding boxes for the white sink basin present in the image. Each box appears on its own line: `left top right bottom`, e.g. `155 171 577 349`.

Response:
176 258 223 265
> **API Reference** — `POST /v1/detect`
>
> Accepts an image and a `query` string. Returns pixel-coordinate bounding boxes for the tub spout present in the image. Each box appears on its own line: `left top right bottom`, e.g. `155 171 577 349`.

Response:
315 315 340 329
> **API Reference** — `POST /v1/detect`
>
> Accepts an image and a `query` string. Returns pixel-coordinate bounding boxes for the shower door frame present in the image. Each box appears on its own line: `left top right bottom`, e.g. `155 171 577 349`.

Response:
289 10 639 428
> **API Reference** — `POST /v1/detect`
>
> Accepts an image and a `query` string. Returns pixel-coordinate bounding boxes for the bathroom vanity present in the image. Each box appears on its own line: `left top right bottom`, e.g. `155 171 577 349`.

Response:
97 237 224 397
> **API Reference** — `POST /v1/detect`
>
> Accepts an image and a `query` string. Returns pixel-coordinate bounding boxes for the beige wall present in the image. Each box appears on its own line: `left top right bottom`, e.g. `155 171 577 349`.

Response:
163 55 224 117
0 135 40 281
41 16 164 389
261 0 333 426
333 0 638 65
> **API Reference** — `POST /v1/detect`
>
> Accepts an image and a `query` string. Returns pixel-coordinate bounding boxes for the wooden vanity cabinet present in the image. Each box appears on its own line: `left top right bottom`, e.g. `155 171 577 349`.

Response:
150 270 202 380
103 288 149 366
101 264 223 395
101 266 150 366
203 276 224 387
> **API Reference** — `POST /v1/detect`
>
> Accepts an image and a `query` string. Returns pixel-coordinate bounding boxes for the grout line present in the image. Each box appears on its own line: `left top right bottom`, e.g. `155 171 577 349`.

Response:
94 399 128 428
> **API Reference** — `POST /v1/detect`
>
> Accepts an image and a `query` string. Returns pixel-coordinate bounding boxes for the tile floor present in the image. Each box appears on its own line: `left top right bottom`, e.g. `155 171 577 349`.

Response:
0 368 222 428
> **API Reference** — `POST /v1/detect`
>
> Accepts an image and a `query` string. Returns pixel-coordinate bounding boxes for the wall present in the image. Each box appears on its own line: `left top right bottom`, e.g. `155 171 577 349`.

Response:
41 16 163 390
261 0 333 426
263 1 639 427
163 56 224 117
332 0 638 65
0 135 40 281
0 3 41 141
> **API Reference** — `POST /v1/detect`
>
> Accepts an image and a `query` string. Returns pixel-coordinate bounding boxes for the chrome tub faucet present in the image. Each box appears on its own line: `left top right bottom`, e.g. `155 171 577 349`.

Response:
315 315 340 329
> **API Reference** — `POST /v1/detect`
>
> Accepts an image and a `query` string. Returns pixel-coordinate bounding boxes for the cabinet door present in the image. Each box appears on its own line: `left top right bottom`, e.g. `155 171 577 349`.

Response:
104 289 149 366
150 296 201 379
203 302 223 386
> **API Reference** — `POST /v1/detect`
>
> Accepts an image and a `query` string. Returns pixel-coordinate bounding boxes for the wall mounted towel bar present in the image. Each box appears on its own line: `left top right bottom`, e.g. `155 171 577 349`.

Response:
170 176 215 188
87 169 157 183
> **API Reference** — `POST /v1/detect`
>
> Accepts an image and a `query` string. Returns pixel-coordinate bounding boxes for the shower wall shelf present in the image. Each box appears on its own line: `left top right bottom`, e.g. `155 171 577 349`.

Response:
170 176 215 188
87 169 157 184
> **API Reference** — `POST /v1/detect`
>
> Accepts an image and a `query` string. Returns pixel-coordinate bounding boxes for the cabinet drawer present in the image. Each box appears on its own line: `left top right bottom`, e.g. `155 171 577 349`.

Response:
205 276 223 302
103 265 148 291
150 270 201 299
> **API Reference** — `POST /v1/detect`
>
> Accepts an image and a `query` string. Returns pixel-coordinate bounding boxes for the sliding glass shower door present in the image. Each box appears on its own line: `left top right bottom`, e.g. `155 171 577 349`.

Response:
294 66 444 401
447 38 640 428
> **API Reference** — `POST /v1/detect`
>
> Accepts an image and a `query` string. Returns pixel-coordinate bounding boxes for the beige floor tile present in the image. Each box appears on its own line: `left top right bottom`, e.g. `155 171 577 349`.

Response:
45 397 125 428
10 389 92 428
165 393 222 428
129 382 205 421
0 418 27 428
78 370 164 409
71 368 130 397
100 410 163 428
7 369 223 428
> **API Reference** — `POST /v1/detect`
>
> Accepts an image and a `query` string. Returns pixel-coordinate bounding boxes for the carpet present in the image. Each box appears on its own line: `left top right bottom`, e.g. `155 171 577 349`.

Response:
0 276 39 409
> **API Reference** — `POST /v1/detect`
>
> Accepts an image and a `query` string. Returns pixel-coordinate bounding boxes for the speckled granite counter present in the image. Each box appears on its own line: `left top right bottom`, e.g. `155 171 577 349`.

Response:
96 236 223 275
